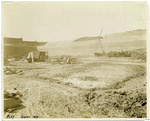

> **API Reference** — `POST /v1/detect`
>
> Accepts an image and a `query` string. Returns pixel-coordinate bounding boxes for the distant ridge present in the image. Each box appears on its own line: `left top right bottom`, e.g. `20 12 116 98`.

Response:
73 36 103 42
73 29 146 42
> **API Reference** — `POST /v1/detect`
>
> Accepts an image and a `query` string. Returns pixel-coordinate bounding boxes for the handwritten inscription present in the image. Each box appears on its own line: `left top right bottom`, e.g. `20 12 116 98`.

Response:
21 115 30 118
6 114 14 119
33 116 38 118
21 115 38 119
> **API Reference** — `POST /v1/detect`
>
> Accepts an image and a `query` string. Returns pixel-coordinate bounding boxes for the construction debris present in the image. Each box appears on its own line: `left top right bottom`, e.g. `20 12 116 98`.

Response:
17 70 24 75
131 48 146 61
27 51 48 63
4 71 12 75
4 66 17 74
4 90 22 111
107 49 146 61
7 58 16 62
50 55 83 65
4 66 23 75
107 51 131 57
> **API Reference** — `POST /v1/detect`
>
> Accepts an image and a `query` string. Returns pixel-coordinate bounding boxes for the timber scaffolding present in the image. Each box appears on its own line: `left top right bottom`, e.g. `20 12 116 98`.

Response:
94 28 105 57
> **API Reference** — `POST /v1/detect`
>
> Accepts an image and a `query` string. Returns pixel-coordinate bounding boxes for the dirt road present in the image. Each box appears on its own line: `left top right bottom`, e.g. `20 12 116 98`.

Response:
82 56 146 66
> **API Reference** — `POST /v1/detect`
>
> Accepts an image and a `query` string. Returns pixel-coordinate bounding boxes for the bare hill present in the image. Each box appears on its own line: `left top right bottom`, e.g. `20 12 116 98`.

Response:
73 29 146 42
38 29 147 56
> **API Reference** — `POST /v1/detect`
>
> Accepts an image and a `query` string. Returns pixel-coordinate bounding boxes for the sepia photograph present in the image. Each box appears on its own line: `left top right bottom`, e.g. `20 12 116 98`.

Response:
1 1 149 119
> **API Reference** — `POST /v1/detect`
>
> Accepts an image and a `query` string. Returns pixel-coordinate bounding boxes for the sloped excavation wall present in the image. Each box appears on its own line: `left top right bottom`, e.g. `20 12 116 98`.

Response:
4 45 37 57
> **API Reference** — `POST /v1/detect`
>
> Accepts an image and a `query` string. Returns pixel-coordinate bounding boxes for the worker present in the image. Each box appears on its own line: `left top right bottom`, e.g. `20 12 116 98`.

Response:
27 52 34 63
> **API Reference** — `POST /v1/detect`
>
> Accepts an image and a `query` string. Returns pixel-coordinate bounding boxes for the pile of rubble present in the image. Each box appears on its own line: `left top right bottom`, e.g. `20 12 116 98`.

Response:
4 55 28 66
5 54 27 61
51 55 83 65
107 51 131 57
4 89 23 111
4 66 23 75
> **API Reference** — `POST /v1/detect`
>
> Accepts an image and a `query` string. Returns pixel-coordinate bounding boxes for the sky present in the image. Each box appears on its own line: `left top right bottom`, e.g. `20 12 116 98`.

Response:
1 1 148 42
